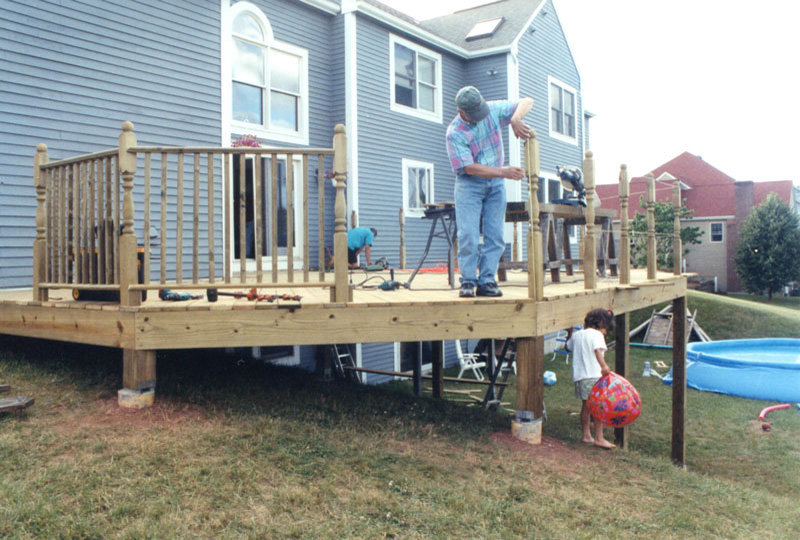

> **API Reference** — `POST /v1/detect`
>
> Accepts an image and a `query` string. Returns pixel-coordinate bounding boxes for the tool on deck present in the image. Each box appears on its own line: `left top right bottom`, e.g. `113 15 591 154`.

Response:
206 288 301 303
158 289 202 301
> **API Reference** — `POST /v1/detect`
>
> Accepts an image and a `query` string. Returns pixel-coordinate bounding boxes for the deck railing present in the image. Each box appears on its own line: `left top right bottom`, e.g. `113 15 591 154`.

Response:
32 124 683 306
33 122 350 305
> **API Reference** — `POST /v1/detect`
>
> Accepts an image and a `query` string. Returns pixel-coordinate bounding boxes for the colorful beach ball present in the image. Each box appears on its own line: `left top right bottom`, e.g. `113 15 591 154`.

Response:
588 373 642 427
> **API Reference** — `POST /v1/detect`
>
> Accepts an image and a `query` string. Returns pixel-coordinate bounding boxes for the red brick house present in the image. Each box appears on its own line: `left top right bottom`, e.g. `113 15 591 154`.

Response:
596 152 799 292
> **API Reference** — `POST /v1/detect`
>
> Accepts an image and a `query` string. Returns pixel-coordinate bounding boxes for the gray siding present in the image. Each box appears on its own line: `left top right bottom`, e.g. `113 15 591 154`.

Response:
1 0 221 288
354 16 464 270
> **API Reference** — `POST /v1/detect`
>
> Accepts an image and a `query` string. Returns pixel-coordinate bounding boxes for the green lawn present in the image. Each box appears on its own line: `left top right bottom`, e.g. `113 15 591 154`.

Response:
1 290 799 539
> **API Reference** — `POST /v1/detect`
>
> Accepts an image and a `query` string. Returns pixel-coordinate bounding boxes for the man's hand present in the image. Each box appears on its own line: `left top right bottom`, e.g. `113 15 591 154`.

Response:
511 118 531 139
501 167 525 181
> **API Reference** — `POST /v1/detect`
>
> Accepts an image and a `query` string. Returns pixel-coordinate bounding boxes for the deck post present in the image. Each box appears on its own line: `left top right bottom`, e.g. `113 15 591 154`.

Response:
119 349 156 408
583 150 597 290
525 133 543 300
118 121 140 307
431 341 444 399
646 173 657 280
332 125 350 302
399 207 406 269
33 144 50 302
614 312 630 449
673 178 682 275
671 295 687 466
513 336 545 444
618 164 630 285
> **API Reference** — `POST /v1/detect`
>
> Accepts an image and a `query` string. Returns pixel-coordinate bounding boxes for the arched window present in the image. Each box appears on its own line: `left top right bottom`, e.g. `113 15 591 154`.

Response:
229 3 308 144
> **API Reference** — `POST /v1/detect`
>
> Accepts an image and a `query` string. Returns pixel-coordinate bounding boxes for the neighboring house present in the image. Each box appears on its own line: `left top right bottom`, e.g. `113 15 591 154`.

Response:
596 152 799 293
1 0 586 380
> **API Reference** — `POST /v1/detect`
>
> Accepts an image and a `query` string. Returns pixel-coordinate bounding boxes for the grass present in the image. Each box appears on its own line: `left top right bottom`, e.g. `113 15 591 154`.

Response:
1 290 799 538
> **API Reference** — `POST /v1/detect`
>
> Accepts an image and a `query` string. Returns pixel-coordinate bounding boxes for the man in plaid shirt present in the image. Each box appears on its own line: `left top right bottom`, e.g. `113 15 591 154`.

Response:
446 86 534 297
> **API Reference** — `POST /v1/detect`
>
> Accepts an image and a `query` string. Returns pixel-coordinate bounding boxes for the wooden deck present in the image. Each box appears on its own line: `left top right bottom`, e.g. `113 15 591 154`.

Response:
0 268 685 350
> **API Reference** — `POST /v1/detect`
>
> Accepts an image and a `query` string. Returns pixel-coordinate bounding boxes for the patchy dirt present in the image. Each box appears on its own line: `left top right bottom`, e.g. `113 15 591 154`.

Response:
489 431 597 471
52 396 216 433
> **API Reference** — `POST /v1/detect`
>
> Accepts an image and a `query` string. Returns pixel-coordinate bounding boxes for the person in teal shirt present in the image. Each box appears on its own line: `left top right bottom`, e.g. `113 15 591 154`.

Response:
346 227 377 268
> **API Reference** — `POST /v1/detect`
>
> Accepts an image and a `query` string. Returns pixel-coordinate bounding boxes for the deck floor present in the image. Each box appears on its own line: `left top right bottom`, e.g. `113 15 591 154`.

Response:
0 267 679 311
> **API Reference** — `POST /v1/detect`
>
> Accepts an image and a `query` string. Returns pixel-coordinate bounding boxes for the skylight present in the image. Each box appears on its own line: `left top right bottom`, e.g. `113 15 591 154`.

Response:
465 17 503 41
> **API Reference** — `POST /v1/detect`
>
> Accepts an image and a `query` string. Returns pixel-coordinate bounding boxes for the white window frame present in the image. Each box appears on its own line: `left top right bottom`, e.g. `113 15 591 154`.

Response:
710 222 724 243
389 34 443 124
402 158 435 218
228 2 309 145
548 75 578 145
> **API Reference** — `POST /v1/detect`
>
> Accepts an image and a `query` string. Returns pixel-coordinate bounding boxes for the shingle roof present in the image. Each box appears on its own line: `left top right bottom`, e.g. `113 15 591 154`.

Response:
417 0 545 51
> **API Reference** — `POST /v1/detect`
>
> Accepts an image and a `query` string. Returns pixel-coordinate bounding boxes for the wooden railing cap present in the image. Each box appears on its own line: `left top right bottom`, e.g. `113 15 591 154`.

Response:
122 120 134 132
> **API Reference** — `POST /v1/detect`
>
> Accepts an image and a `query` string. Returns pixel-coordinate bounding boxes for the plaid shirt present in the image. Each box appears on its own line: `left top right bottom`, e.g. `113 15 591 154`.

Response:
446 100 517 178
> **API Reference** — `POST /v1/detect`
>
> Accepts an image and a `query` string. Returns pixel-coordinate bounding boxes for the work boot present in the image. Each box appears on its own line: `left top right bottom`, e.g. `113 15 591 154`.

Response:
476 282 502 297
459 283 475 298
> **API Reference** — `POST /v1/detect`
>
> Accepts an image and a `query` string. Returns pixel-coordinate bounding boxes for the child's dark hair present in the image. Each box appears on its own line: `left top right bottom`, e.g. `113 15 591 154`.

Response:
585 308 614 331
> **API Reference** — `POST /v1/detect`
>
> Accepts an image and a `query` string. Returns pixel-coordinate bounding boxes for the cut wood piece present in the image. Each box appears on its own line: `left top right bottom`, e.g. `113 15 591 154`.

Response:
0 396 34 413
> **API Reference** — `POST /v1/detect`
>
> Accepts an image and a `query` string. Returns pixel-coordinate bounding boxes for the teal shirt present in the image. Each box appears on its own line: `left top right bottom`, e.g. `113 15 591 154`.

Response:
347 227 374 250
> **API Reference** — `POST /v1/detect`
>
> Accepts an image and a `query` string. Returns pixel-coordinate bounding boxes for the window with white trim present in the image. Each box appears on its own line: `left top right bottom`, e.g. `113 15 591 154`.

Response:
710 222 724 243
230 3 309 144
548 76 577 143
390 35 443 123
402 158 434 217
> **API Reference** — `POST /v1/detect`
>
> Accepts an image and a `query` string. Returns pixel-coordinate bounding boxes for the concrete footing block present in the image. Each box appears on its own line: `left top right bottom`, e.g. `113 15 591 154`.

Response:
118 388 155 409
511 411 542 445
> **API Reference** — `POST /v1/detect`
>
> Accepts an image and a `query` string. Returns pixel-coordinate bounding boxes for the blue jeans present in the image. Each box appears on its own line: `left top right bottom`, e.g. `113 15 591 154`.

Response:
454 176 506 286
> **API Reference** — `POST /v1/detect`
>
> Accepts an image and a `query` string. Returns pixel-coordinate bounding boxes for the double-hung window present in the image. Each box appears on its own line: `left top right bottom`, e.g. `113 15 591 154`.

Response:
402 159 434 217
230 4 308 144
710 222 724 243
390 35 442 123
548 76 577 143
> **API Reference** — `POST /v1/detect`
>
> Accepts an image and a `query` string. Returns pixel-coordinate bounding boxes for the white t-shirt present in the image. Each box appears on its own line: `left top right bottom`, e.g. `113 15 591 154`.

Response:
567 328 607 382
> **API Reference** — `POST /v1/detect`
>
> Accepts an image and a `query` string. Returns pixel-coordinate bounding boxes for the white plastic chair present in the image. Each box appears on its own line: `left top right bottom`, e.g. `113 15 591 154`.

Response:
550 329 571 364
455 340 486 380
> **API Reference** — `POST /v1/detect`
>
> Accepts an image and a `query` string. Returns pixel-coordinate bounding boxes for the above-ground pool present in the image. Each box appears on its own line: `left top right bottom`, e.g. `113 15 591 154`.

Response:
665 339 800 402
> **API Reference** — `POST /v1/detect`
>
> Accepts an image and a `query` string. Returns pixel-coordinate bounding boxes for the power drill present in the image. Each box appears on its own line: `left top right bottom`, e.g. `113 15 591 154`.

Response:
159 289 201 301
378 268 400 291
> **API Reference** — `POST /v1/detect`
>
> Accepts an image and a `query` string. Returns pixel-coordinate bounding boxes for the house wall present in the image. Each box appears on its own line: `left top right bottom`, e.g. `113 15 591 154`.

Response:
683 218 731 292
1 0 221 289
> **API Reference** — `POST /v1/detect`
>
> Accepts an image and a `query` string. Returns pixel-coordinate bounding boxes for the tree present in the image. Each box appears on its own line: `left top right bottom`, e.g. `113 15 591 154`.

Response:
630 197 702 271
734 193 800 300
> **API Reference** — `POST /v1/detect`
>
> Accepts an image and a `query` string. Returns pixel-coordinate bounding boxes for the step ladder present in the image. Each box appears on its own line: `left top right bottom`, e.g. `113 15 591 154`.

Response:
331 344 361 383
482 339 516 410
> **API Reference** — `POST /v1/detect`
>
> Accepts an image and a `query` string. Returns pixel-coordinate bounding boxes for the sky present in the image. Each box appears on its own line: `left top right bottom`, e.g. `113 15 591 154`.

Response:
379 0 800 184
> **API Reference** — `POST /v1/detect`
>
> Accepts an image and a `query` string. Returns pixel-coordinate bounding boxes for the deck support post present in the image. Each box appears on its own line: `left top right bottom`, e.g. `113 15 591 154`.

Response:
583 150 597 290
411 342 422 397
431 341 444 399
524 133 543 300
671 295 687 466
614 312 630 449
673 178 682 275
332 125 351 302
120 349 156 408
618 164 630 285
33 144 50 302
646 173 657 280
513 336 545 444
118 122 141 307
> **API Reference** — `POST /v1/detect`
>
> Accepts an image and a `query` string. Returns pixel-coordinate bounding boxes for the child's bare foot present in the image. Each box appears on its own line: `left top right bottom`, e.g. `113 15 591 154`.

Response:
581 436 595 444
594 439 616 450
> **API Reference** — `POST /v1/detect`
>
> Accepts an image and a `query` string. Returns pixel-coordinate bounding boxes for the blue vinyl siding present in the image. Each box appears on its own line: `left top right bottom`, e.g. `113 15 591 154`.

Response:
0 0 221 289
354 17 464 270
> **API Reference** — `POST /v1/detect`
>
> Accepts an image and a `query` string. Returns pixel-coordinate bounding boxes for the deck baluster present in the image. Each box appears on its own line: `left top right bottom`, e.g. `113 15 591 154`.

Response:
525 133 543 300
583 150 597 290
176 153 185 284
160 153 168 284
33 144 49 301
208 154 216 284
332 124 349 302
303 154 310 283
143 153 151 288
646 173 657 280
193 153 200 283
255 155 263 281
673 178 682 275
237 153 246 281
619 164 630 285
286 153 295 283
317 155 326 281
118 121 140 306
